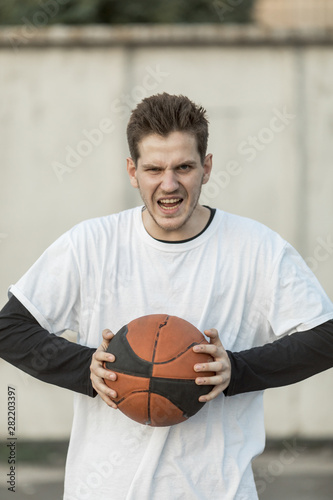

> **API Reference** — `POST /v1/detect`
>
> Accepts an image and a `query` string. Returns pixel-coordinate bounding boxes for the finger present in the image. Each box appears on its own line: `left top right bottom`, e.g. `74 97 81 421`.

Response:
94 363 118 382
203 328 222 345
92 376 118 398
195 374 224 387
102 328 114 341
90 353 117 386
91 350 117 379
94 349 115 363
100 329 115 350
95 385 118 409
193 343 221 357
198 384 225 403
90 374 118 408
101 395 118 409
194 361 222 373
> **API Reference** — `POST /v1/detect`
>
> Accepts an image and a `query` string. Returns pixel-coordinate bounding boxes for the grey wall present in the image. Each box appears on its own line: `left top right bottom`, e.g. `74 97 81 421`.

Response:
0 25 332 439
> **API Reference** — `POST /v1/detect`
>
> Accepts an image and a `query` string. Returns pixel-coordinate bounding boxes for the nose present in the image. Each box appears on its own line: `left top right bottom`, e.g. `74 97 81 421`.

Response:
160 170 179 192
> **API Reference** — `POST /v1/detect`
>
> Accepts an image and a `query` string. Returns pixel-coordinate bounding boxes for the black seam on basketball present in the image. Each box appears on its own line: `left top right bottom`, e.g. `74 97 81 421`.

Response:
150 377 213 418
154 341 201 365
105 318 211 425
146 314 168 424
116 389 149 405
147 388 151 425
151 315 169 365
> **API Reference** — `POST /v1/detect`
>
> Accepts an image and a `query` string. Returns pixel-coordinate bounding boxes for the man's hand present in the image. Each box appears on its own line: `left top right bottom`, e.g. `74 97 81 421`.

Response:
90 329 118 409
193 328 231 402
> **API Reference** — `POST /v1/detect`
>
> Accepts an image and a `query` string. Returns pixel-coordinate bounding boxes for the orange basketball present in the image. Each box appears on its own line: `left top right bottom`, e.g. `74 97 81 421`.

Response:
104 314 214 427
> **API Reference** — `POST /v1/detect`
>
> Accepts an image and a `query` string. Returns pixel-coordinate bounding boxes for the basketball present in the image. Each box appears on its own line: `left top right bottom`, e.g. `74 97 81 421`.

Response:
104 314 214 427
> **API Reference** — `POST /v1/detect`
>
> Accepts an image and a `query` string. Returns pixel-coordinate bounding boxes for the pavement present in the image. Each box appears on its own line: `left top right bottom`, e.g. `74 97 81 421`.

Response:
0 442 333 499
252 443 333 500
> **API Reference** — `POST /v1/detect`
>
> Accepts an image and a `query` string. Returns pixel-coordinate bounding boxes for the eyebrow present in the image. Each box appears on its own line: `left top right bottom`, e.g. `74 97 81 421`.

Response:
141 160 198 169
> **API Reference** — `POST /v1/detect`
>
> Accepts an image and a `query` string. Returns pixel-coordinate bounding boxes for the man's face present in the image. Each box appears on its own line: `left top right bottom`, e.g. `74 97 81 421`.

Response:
127 131 212 241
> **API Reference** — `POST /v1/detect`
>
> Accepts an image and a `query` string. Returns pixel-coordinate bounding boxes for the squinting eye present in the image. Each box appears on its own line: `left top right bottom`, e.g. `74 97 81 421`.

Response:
179 165 191 171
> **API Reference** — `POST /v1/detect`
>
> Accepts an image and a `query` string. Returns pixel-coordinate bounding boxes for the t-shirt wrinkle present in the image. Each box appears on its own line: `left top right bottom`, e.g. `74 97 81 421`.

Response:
7 206 333 500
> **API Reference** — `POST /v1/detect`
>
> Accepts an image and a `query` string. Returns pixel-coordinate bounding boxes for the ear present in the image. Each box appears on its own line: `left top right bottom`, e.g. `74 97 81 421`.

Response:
202 154 213 185
127 157 138 188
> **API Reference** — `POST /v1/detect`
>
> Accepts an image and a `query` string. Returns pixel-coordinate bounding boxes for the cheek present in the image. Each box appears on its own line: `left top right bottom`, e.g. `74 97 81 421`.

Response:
187 176 204 194
138 178 157 197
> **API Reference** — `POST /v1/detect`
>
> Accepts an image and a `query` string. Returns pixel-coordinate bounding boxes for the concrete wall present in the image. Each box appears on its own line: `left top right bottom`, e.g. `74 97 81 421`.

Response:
0 25 332 440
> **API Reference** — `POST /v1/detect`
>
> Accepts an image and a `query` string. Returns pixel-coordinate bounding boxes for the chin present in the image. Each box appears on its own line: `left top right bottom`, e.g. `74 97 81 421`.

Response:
157 216 187 233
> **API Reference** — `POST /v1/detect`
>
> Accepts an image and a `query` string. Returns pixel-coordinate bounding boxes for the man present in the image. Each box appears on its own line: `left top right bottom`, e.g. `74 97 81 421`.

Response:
1 93 333 499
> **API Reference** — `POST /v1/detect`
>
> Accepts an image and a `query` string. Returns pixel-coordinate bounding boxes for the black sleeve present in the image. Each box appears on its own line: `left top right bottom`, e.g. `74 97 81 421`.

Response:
0 296 97 397
225 320 333 396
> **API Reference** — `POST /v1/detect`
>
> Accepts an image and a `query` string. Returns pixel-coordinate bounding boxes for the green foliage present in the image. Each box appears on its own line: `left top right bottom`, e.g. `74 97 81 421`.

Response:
0 0 255 25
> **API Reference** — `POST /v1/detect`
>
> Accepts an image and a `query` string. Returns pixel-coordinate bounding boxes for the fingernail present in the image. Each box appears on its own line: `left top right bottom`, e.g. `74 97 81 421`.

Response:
194 364 201 371
193 345 202 352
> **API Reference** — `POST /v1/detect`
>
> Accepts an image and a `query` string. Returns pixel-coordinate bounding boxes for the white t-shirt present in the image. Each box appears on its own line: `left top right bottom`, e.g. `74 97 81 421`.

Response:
9 207 333 500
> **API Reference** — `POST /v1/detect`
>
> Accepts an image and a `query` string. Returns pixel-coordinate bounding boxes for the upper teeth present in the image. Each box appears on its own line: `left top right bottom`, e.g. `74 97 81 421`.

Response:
159 199 180 203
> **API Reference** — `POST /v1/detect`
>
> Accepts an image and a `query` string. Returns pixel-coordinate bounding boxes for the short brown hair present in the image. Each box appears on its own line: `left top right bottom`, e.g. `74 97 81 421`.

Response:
126 93 209 165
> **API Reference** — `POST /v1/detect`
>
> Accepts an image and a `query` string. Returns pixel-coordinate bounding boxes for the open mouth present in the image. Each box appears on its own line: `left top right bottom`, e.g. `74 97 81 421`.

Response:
157 198 183 210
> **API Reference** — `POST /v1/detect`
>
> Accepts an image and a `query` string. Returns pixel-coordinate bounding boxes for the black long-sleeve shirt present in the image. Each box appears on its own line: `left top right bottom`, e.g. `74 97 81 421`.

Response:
225 319 333 395
0 296 96 396
0 295 333 397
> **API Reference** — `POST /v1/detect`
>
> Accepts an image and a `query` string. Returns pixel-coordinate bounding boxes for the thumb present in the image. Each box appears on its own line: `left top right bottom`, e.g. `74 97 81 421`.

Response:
101 329 114 350
204 328 222 346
